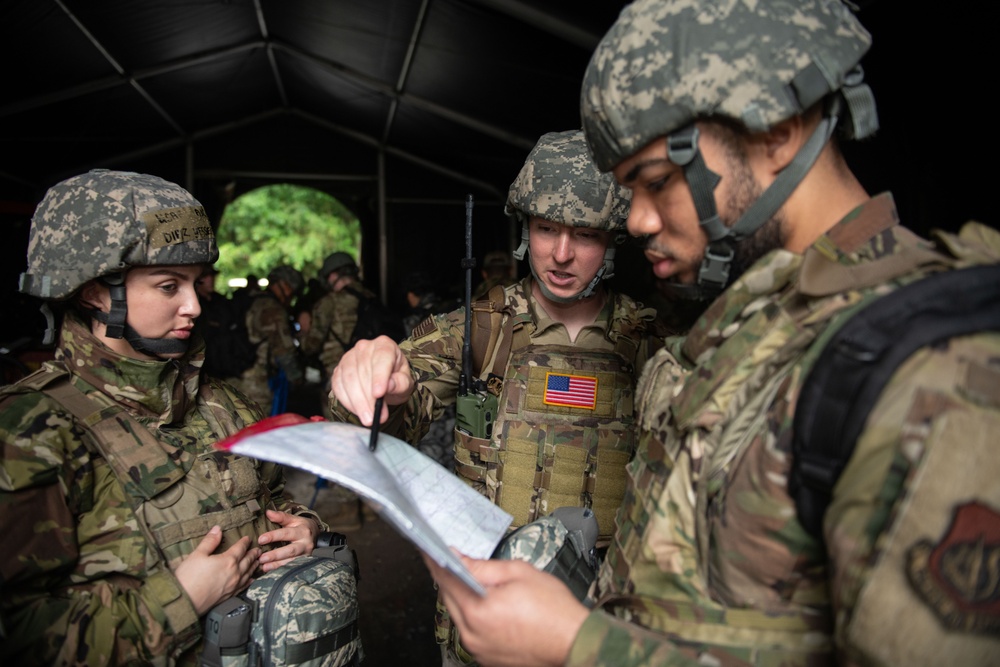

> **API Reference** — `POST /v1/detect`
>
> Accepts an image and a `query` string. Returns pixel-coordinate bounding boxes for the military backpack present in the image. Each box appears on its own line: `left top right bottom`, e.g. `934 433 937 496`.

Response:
202 539 362 667
791 262 1000 539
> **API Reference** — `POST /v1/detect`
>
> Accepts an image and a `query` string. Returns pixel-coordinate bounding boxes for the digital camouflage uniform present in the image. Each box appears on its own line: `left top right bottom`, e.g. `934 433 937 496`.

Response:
228 290 304 413
568 196 1000 666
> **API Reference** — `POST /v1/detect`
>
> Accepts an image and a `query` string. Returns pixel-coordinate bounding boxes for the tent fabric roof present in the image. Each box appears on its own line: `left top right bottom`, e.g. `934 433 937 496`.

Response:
1 0 996 332
2 0 631 209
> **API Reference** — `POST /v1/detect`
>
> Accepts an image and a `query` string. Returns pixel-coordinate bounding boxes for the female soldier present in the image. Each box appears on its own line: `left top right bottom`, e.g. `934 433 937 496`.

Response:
0 170 327 665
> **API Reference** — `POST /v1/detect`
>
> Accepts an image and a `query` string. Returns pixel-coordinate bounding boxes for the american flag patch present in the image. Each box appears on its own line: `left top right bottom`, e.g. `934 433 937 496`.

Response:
543 372 597 409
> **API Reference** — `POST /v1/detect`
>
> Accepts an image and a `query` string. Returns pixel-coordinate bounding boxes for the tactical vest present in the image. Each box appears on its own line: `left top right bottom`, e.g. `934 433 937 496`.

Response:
454 285 652 542
10 367 278 571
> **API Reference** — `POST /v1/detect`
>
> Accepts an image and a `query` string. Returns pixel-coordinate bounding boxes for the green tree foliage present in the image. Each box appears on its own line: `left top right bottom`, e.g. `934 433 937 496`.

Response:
215 184 360 293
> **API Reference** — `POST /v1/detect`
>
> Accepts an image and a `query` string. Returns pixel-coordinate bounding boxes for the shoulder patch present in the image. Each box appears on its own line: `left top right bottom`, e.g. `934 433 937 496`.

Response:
411 315 438 341
907 501 1000 635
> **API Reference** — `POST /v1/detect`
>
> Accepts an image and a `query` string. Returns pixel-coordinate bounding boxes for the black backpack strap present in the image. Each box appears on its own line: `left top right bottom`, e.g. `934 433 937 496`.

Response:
791 263 1000 540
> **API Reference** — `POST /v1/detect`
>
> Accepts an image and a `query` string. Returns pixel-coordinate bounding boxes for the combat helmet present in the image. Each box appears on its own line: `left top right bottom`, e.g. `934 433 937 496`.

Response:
20 168 218 353
320 251 359 282
268 265 305 295
507 129 631 303
581 0 878 299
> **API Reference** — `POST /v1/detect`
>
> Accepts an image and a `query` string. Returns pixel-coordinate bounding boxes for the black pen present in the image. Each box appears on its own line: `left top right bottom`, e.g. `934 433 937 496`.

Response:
368 396 383 452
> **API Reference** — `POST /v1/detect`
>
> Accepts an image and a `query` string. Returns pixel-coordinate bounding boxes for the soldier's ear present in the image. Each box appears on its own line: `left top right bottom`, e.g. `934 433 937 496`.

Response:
762 115 806 173
77 279 110 310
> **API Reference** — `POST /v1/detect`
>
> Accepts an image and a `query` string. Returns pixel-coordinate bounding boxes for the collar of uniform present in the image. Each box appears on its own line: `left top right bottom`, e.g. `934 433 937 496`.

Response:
524 275 612 343
799 192 942 297
57 311 200 426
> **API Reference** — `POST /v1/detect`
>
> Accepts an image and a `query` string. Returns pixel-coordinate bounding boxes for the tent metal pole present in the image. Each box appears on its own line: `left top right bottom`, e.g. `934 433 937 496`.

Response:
377 149 389 305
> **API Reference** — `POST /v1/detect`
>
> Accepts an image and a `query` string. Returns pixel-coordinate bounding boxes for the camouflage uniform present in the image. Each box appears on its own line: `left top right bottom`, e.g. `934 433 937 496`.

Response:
563 1 1000 663
470 275 512 302
1 169 327 665
0 319 325 666
331 274 660 663
301 283 380 527
567 196 1000 666
228 290 304 413
300 282 377 380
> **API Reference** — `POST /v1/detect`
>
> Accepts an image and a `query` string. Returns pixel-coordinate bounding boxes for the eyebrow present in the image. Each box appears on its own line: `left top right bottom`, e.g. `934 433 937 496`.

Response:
144 267 197 280
622 156 671 184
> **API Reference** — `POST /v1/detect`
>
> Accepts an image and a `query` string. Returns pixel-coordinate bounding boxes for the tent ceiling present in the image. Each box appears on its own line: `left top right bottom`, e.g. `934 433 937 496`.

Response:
2 0 634 209
1 0 996 326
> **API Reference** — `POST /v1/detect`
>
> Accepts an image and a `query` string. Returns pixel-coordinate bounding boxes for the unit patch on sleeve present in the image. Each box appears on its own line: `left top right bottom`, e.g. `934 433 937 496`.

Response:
906 501 1000 635
543 372 597 409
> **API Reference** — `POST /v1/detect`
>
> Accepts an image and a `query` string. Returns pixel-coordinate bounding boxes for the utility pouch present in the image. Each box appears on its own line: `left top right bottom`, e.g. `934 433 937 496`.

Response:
201 597 254 667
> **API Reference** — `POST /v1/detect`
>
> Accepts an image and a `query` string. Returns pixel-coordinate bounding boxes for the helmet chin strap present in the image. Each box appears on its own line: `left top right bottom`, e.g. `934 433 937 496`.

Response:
87 274 190 358
666 97 841 301
515 220 617 304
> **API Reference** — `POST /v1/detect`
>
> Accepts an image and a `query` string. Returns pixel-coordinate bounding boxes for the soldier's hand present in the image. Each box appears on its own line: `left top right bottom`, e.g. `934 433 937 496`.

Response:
330 335 414 426
257 510 320 572
174 526 260 616
423 553 589 667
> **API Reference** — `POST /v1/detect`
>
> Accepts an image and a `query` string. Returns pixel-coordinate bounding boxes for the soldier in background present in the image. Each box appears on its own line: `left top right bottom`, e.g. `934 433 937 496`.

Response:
402 270 459 338
191 264 234 378
471 250 516 300
300 252 377 404
300 252 381 530
423 1 1000 665
228 264 305 415
329 129 665 665
0 170 325 665
400 270 462 469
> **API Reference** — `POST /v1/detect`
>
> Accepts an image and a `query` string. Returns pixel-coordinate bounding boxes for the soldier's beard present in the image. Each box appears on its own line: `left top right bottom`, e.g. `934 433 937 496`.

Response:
717 151 786 285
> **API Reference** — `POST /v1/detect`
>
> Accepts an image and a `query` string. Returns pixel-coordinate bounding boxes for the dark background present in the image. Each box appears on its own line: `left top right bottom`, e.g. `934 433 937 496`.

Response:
2 1 996 345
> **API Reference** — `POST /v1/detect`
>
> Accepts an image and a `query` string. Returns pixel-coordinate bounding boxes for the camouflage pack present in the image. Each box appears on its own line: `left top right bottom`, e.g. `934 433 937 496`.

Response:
493 506 600 602
442 508 599 665
202 544 362 667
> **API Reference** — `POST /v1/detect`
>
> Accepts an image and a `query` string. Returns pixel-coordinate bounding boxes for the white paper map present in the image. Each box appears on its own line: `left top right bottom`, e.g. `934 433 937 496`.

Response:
219 418 512 595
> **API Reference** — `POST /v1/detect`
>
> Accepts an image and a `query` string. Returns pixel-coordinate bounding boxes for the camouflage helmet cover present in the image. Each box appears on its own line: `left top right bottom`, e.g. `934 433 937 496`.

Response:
268 265 305 294
581 0 875 172
20 169 218 300
505 129 631 232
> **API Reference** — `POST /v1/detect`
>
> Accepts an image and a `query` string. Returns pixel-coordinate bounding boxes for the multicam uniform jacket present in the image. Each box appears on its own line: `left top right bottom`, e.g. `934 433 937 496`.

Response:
0 313 324 666
230 290 303 412
567 193 1000 666
330 275 661 532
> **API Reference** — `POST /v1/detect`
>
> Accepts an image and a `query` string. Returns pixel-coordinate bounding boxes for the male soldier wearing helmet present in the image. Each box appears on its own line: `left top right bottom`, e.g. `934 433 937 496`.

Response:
228 263 306 415
423 1 1000 666
299 251 386 530
471 250 515 300
300 251 380 403
329 129 665 665
0 170 330 665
